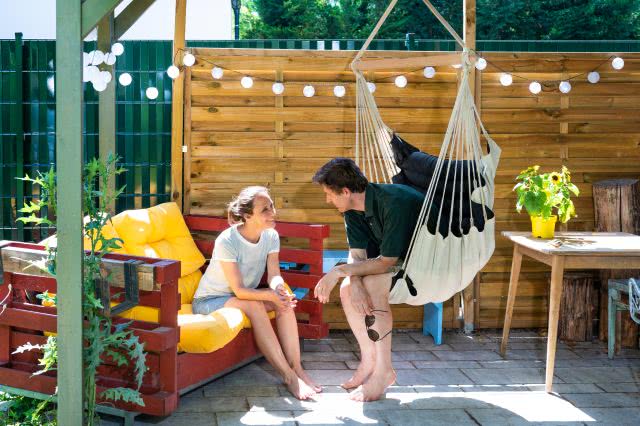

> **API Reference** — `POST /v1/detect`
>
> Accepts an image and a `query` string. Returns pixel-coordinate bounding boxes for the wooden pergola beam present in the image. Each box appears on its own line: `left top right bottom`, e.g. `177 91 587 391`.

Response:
81 0 124 38
114 0 158 39
171 0 187 210
56 0 84 423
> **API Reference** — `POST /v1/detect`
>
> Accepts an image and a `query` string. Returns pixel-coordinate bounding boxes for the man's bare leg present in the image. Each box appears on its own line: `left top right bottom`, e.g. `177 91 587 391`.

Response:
340 277 376 389
350 273 396 402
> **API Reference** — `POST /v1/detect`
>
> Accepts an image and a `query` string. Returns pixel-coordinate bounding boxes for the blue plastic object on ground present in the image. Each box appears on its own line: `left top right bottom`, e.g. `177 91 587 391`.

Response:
423 302 443 345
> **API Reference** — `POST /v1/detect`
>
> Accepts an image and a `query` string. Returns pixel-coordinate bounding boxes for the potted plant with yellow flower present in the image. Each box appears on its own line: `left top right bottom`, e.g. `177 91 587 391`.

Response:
513 165 579 238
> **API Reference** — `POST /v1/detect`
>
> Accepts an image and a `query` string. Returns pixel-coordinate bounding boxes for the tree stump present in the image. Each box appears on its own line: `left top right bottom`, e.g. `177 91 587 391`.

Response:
557 272 598 342
593 178 640 348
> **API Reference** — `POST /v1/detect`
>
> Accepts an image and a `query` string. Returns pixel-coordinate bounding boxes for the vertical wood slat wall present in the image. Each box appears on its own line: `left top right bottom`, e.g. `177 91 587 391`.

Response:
185 49 640 330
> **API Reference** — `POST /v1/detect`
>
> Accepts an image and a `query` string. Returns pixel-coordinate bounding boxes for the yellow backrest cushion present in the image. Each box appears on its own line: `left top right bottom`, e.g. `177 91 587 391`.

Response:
111 202 205 277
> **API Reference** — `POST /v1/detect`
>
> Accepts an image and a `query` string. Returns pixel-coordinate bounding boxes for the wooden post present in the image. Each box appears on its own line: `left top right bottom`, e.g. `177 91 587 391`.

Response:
557 272 597 342
98 14 116 214
171 0 187 211
593 179 640 348
56 0 84 423
183 66 192 214
462 0 477 333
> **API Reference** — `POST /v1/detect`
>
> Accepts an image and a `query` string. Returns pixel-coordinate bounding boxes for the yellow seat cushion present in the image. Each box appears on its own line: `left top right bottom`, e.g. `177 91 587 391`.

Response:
110 202 205 279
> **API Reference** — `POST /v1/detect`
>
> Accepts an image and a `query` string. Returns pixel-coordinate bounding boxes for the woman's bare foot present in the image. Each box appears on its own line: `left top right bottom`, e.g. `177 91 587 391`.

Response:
285 374 316 400
341 355 375 390
349 369 396 402
294 367 322 393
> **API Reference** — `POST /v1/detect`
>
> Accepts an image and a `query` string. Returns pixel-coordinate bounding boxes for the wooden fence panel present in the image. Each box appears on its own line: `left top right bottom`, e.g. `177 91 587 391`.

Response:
185 49 640 330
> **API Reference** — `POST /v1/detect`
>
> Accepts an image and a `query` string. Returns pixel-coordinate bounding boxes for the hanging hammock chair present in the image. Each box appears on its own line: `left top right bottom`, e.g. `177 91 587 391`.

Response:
351 0 502 305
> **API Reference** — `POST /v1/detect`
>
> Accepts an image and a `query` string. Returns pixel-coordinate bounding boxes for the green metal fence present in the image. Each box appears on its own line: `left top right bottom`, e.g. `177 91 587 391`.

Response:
1 37 639 242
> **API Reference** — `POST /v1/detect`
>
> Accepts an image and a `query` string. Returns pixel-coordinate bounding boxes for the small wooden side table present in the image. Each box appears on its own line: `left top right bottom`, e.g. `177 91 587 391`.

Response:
500 231 640 392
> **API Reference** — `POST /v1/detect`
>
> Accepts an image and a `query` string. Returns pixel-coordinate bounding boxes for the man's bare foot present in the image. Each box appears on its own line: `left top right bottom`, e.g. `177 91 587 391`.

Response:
341 356 375 390
285 374 316 400
349 369 396 402
294 367 322 393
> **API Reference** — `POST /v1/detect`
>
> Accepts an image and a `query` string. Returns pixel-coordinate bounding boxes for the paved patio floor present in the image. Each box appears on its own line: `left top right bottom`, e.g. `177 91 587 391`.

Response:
107 329 640 425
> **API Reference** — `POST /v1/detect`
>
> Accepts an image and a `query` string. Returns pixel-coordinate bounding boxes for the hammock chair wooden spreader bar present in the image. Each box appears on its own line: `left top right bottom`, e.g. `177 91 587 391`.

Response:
351 0 502 305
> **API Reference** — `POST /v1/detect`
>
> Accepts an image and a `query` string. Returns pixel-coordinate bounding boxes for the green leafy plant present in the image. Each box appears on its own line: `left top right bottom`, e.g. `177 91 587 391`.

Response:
9 154 147 425
513 165 580 223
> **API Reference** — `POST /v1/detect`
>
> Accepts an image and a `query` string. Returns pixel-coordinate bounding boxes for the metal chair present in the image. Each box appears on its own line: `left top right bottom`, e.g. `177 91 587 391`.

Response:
608 278 640 359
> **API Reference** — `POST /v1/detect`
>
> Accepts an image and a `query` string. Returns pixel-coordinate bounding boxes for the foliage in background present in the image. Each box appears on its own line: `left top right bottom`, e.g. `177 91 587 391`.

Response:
513 165 580 223
3 154 147 425
241 0 640 40
0 391 56 425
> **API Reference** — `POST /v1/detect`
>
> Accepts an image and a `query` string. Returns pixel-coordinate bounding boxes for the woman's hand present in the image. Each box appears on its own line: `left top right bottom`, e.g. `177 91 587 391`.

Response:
272 285 297 312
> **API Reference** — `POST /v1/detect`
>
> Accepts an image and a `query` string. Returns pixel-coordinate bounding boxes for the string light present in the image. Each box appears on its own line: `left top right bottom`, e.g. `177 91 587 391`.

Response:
272 82 285 95
183 53 196 67
394 75 408 88
423 66 436 78
559 81 572 94
587 71 600 84
303 85 315 97
499 73 513 86
211 67 224 79
529 81 542 95
167 65 180 79
146 87 159 100
100 70 112 84
90 50 105 66
104 53 117 66
612 57 624 70
241 76 254 88
367 82 376 93
111 42 124 56
475 57 487 71
334 85 346 97
92 79 107 92
118 73 132 86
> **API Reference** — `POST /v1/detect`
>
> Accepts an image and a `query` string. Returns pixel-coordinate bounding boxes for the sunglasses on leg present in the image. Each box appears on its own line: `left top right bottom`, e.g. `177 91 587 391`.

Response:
364 309 392 342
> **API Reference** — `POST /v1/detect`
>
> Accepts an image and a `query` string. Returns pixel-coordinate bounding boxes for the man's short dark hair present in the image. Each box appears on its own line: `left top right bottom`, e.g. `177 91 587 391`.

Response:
312 158 368 194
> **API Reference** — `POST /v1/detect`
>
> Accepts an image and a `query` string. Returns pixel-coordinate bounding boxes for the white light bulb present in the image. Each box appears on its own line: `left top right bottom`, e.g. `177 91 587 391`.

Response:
83 52 91 67
587 71 600 84
529 81 542 95
612 57 624 70
111 42 124 56
82 67 91 82
104 53 116 66
211 67 224 79
303 85 315 97
333 85 346 97
86 65 100 82
183 53 196 67
452 63 462 69
241 76 254 88
272 82 285 95
90 50 105 66
367 82 376 93
167 65 180 79
500 73 513 86
46 76 55 95
559 81 571 94
423 66 436 79
100 70 112 84
475 57 487 71
146 87 159 100
118 72 132 86
92 79 107 92
395 75 408 88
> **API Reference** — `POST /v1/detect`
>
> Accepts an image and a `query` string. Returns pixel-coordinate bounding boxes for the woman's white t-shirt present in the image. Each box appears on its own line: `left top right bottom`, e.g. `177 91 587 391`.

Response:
193 224 280 299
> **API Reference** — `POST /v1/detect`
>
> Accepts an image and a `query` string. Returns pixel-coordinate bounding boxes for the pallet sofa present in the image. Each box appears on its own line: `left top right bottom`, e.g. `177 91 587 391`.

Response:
0 202 329 417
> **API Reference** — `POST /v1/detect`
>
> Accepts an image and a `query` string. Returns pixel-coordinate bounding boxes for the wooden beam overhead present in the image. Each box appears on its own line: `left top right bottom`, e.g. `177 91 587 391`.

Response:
81 0 124 38
114 0 157 39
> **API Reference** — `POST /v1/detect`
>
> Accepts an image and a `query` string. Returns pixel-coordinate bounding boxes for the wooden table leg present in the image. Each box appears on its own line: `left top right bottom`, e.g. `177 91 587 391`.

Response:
545 255 565 393
500 245 523 356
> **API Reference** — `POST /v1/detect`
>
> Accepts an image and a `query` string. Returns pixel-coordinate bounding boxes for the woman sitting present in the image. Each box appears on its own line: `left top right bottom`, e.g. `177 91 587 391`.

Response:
191 186 321 400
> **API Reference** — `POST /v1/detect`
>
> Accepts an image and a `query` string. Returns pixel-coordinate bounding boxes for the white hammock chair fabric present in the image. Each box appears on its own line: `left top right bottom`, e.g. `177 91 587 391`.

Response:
630 278 640 325
351 0 502 305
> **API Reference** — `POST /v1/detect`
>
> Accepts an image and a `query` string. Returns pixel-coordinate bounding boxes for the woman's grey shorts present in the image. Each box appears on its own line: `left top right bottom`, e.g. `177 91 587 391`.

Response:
192 295 233 315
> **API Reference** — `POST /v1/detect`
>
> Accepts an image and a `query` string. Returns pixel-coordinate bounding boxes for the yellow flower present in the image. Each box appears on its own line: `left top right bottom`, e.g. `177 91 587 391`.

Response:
549 172 561 183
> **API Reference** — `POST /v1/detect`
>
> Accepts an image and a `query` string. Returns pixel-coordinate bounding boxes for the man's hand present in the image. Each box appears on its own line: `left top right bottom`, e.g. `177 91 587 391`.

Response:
342 279 373 316
314 269 340 303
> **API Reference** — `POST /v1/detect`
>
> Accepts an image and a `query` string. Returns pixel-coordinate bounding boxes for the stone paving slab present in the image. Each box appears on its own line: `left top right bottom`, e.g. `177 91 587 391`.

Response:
125 330 640 426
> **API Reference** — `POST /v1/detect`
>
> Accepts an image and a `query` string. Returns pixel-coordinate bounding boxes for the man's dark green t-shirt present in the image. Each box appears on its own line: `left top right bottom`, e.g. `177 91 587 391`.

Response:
344 183 424 260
